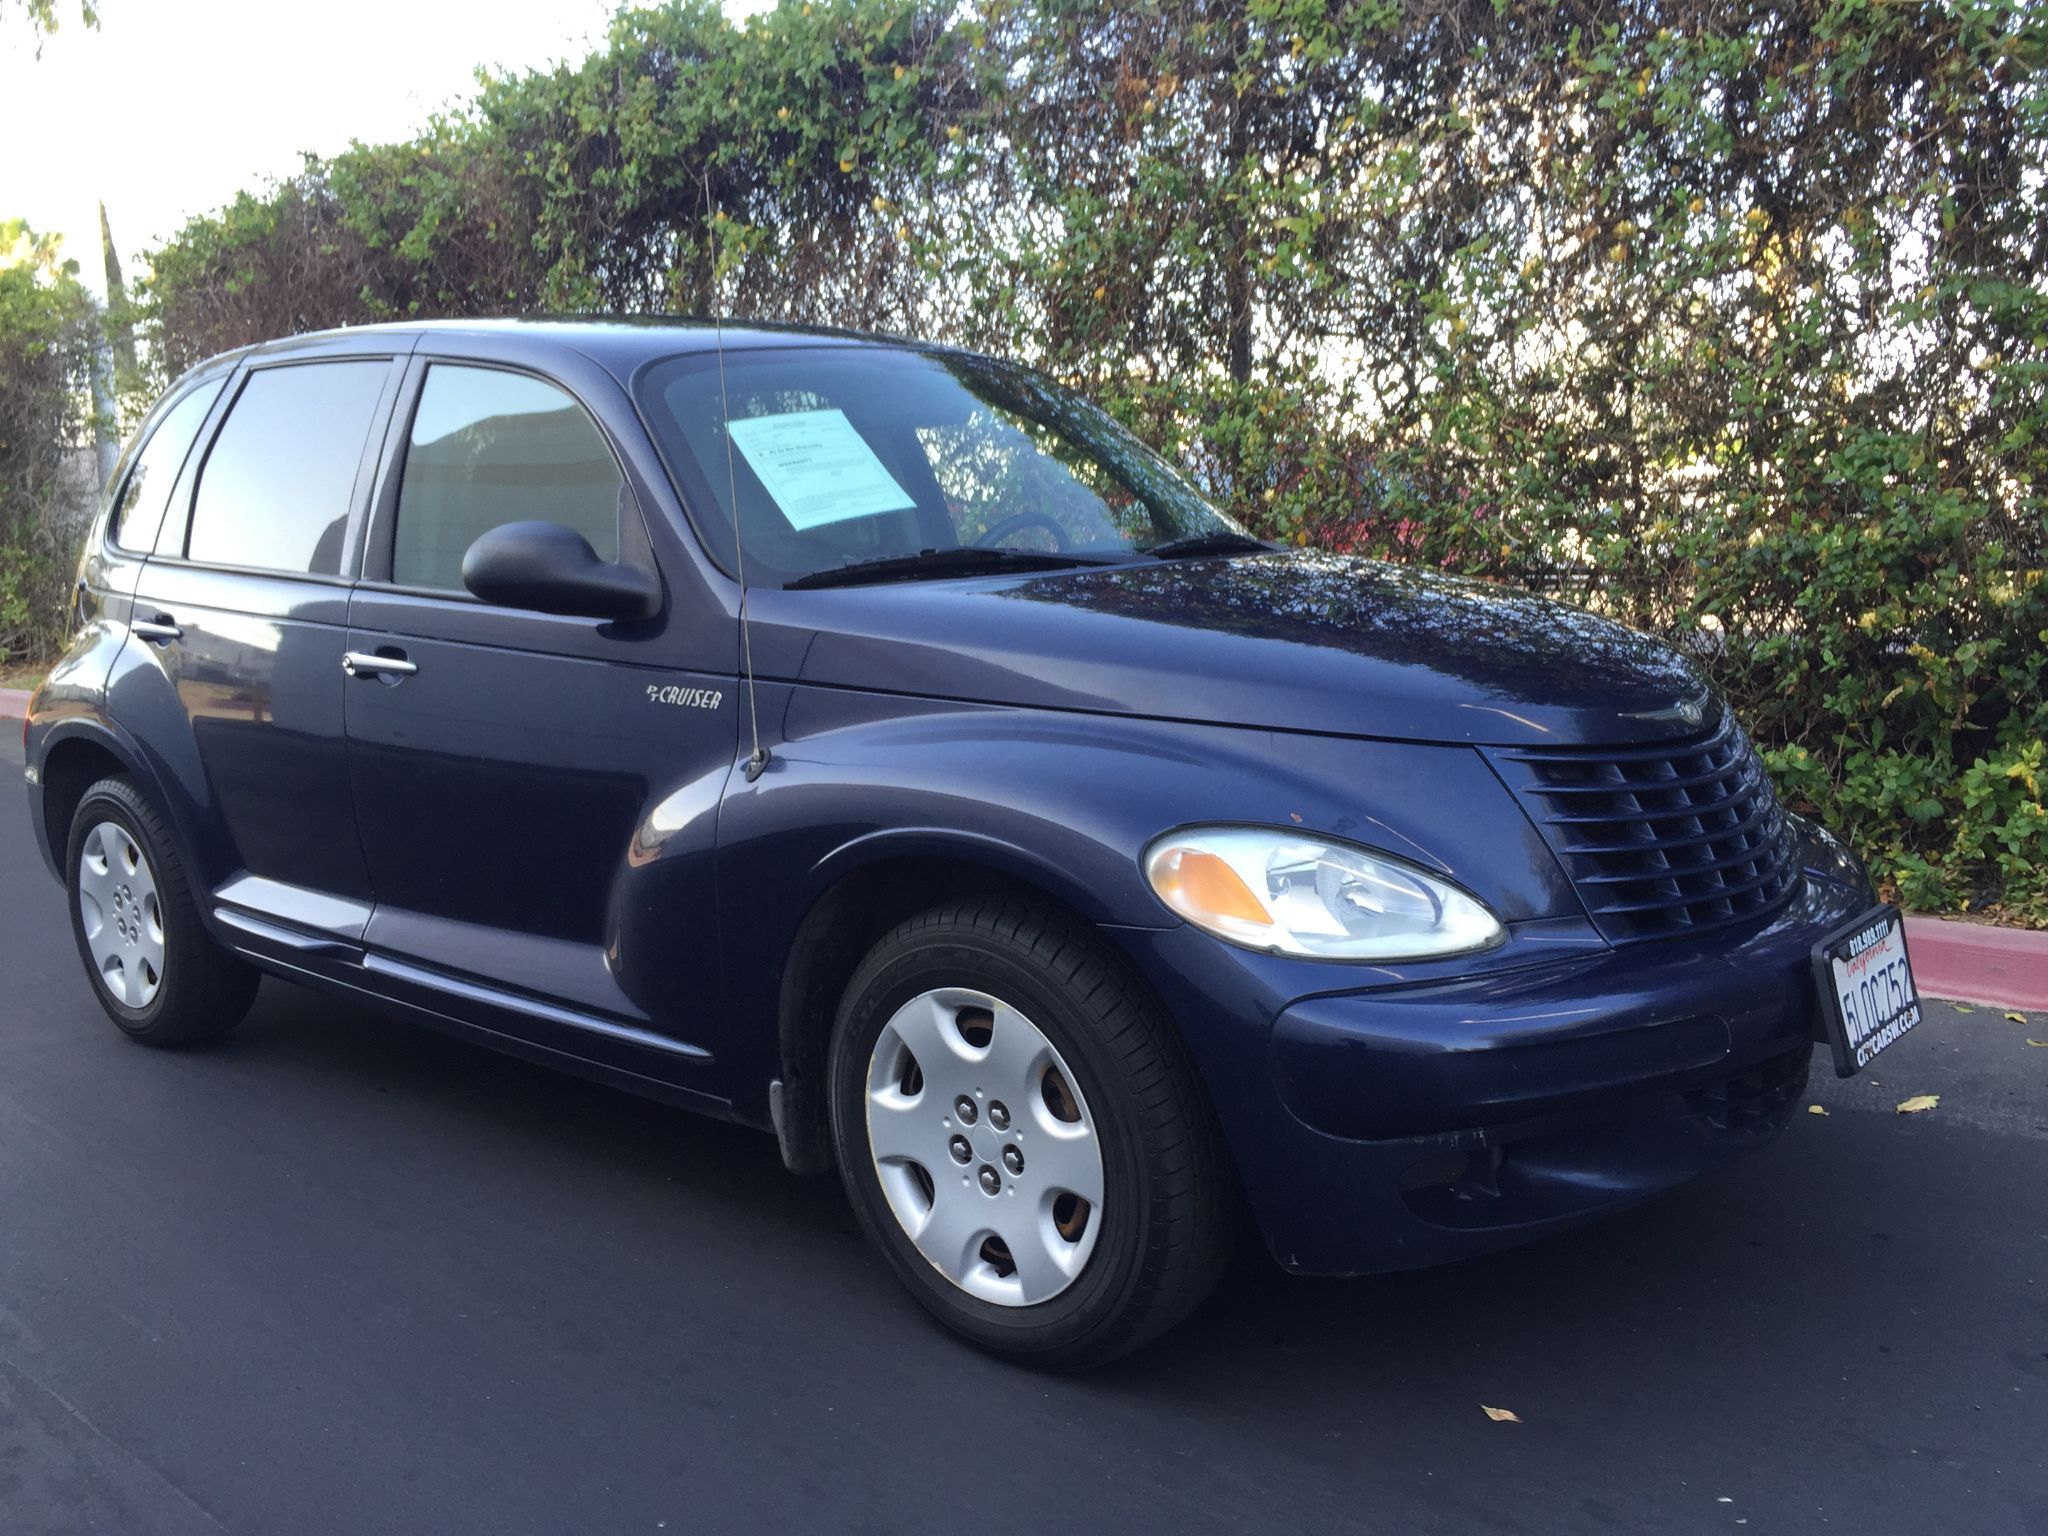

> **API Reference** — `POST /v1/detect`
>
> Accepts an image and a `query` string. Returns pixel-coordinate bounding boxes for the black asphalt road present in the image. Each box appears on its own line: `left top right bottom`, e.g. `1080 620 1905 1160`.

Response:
2 734 2044 1535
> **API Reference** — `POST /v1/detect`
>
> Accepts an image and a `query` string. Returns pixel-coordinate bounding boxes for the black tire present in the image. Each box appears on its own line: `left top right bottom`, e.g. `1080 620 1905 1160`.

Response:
64 776 259 1047
828 898 1234 1368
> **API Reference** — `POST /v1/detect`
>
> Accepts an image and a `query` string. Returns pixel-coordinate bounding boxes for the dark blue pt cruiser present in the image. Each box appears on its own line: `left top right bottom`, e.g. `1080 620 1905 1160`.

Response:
23 320 1923 1366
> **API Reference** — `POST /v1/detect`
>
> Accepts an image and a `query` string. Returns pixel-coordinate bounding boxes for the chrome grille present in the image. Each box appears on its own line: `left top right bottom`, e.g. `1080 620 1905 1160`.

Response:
1490 709 1800 943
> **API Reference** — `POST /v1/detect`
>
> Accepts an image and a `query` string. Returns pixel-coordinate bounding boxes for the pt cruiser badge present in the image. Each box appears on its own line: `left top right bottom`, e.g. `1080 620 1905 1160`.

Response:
648 684 724 710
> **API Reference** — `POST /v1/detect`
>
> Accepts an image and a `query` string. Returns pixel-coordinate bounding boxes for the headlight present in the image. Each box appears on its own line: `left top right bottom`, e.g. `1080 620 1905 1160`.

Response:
1143 826 1503 961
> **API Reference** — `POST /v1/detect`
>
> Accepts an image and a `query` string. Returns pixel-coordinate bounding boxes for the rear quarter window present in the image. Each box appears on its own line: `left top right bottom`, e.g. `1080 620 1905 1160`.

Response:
109 381 224 551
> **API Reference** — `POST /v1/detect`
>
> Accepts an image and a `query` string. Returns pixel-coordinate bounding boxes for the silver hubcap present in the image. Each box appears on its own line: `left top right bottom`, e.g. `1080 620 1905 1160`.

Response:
865 987 1105 1307
77 821 165 1009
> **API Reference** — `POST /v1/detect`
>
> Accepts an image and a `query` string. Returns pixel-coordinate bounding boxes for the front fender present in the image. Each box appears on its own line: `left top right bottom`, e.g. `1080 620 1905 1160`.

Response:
708 685 1581 1113
804 823 1145 926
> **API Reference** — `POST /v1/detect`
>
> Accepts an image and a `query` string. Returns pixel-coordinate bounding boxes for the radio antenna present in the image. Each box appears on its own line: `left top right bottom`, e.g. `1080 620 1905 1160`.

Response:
705 170 768 782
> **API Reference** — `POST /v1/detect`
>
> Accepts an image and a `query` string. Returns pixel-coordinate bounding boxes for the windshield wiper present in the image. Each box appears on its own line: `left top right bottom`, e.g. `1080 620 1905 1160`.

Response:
1144 530 1278 561
784 546 1114 591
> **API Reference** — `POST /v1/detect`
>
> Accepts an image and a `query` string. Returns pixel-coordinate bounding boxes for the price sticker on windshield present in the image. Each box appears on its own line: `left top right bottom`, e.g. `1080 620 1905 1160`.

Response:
726 408 916 530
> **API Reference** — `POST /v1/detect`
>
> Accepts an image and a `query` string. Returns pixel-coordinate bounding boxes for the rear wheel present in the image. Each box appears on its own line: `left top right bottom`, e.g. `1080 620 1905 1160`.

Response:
66 776 258 1046
828 899 1233 1368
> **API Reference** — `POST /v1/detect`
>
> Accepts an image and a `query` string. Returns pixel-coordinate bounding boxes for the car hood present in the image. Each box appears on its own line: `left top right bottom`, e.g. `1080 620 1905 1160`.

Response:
762 551 1715 747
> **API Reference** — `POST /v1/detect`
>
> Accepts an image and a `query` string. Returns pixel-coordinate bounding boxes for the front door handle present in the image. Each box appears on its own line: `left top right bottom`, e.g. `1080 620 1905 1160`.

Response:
131 616 182 643
342 651 418 679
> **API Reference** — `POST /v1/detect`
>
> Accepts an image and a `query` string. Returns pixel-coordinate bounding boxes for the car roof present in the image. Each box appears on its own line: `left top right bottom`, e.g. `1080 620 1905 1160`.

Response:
224 315 964 380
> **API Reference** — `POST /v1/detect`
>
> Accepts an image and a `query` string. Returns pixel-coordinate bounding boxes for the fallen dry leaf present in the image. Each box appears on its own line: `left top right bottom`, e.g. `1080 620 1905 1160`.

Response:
1895 1094 1940 1115
1481 1405 1521 1424
2026 1039 2047 1049
2006 1012 2028 1024
1807 1104 1828 1116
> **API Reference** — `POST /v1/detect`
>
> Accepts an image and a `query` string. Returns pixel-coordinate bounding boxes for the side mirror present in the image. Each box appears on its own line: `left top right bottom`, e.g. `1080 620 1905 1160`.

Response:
461 521 661 622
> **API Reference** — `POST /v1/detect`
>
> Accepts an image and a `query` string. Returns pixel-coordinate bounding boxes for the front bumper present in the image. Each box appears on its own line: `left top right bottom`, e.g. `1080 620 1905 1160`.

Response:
1116 864 1871 1276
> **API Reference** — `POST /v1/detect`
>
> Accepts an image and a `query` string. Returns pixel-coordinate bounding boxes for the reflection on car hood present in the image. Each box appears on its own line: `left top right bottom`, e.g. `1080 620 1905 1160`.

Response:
772 551 1714 747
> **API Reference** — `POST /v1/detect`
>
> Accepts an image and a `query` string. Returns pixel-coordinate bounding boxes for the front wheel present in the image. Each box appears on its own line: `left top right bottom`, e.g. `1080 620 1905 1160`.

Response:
828 900 1233 1368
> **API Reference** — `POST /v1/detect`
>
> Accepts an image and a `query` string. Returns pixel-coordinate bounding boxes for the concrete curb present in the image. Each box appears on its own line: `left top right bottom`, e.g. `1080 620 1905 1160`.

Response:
1905 914 2048 1014
0 688 29 720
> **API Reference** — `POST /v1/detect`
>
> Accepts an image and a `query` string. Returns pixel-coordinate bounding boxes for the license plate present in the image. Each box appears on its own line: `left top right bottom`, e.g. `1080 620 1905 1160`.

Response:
1810 906 1921 1078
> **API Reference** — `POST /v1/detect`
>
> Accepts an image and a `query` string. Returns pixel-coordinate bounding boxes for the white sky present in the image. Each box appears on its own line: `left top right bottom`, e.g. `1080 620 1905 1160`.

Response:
2 0 774 301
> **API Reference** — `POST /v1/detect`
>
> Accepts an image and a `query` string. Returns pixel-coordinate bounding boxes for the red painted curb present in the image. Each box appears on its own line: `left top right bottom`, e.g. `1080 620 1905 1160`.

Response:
1905 914 2048 1013
0 688 29 720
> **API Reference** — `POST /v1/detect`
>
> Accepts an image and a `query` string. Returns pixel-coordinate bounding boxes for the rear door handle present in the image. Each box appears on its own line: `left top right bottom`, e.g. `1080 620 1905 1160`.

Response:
342 651 418 679
131 617 182 643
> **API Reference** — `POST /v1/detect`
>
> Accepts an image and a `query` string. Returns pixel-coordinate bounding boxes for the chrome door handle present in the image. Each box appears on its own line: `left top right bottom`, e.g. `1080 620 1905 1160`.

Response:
342 651 418 679
131 618 182 643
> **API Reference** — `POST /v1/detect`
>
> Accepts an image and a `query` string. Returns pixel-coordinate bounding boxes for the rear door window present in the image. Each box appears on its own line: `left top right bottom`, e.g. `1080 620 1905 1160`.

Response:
187 361 391 575
391 365 623 593
109 380 223 551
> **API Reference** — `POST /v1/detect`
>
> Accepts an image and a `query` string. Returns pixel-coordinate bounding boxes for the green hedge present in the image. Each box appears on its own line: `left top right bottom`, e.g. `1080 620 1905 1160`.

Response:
131 0 2048 921
0 221 98 665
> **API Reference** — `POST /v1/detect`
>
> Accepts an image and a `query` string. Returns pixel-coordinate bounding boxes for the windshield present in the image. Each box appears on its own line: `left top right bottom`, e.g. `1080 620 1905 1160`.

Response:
636 345 1245 587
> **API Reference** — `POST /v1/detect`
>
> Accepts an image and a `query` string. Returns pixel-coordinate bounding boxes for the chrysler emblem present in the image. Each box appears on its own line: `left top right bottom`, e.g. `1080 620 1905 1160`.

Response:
1624 694 1708 728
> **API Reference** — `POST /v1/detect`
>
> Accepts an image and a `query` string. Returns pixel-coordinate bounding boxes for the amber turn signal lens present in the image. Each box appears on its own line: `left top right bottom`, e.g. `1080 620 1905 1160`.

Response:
1150 847 1272 927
